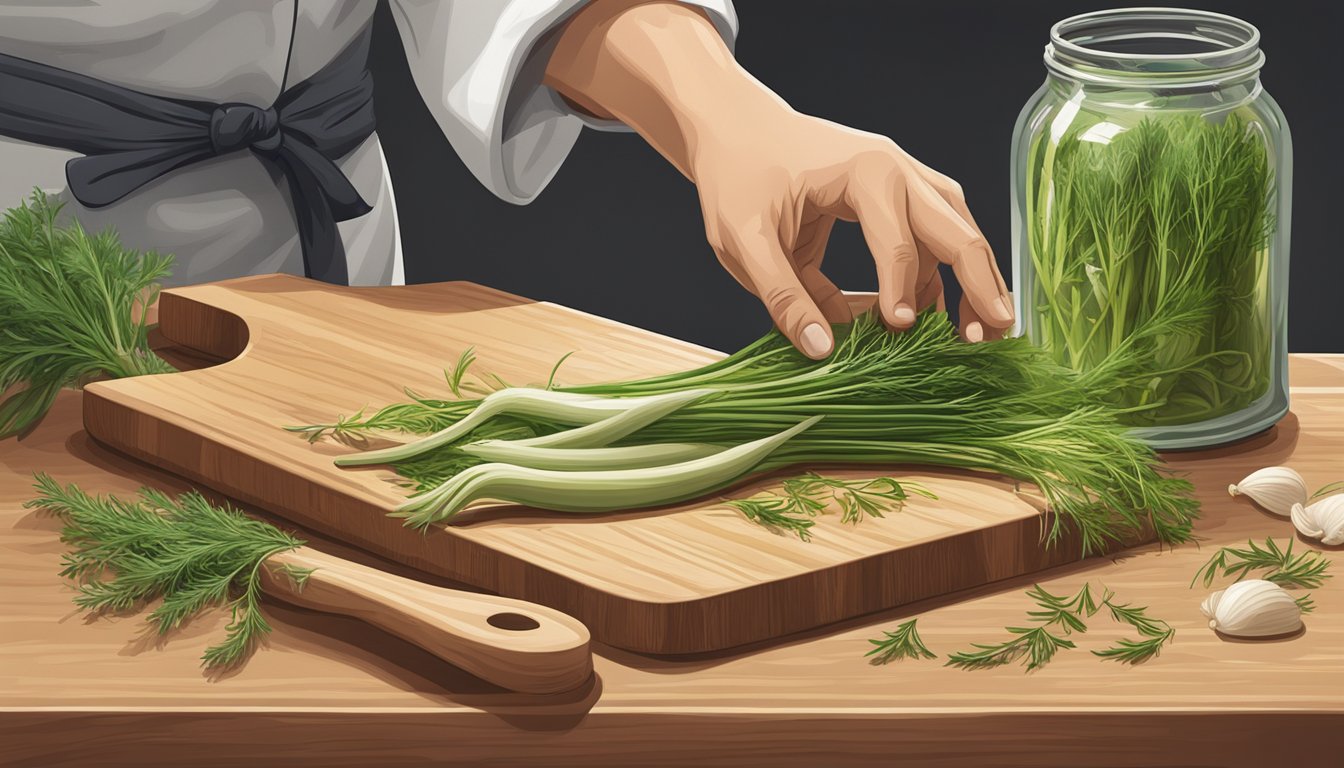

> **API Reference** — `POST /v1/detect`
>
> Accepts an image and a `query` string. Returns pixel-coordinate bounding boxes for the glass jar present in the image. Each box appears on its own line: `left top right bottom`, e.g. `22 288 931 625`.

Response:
1011 8 1291 450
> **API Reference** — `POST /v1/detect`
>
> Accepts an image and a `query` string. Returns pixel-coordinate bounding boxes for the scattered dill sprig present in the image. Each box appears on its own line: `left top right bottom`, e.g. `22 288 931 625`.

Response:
725 495 818 540
24 473 305 669
866 619 936 664
0 190 175 437
784 473 936 525
945 584 1103 672
1093 598 1175 664
444 347 476 398
726 473 936 538
1191 538 1332 590
1311 481 1344 500
879 583 1173 670
1294 594 1315 614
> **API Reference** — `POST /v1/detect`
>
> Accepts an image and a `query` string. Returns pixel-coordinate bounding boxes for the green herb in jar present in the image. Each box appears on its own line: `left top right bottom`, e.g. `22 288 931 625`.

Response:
1025 113 1275 426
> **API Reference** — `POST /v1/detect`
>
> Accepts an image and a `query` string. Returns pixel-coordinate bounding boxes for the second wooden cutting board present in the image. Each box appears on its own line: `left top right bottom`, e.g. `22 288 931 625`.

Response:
83 274 1104 654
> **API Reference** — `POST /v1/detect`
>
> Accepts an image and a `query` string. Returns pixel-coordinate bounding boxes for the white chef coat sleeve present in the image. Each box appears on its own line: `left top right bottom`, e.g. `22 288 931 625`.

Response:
386 0 738 205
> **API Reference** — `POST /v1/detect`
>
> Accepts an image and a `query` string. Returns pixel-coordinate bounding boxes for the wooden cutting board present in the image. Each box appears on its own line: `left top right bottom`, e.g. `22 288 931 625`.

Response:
82 274 1112 654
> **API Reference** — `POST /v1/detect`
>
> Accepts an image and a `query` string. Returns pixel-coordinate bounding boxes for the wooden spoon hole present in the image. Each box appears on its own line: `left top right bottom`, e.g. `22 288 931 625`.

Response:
487 612 541 631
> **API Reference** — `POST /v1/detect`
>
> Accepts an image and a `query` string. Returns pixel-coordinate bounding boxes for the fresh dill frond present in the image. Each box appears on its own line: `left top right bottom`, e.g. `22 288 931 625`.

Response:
1092 632 1174 665
0 191 175 437
198 585 273 669
945 624 1077 672
1028 582 1107 621
866 619 936 664
887 584 1173 670
782 473 936 525
724 495 818 540
946 584 1098 672
1093 597 1174 664
283 408 371 445
1294 594 1315 614
445 347 477 398
25 474 304 669
1191 538 1332 590
724 473 935 538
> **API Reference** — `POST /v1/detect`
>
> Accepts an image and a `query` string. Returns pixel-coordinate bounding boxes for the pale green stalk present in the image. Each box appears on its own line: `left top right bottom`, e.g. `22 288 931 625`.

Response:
460 440 722 470
395 416 822 527
334 388 712 466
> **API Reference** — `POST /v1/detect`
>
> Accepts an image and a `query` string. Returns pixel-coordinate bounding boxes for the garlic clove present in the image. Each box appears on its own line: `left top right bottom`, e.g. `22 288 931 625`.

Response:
1299 495 1344 546
1200 579 1303 638
1199 591 1223 625
1290 502 1324 541
1228 466 1309 518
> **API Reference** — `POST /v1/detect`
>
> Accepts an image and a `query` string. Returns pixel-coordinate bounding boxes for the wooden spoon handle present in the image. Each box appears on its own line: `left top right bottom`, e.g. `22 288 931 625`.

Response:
259 546 592 694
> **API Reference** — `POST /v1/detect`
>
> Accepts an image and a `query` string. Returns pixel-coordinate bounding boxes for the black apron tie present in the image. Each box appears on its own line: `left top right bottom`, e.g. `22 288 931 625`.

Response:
0 26 377 284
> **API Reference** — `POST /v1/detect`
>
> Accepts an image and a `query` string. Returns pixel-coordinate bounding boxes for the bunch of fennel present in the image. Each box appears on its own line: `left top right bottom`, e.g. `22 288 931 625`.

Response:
295 311 1198 554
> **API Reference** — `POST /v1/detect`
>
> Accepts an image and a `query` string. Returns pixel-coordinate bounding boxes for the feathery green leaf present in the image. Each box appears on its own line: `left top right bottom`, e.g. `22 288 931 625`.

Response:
0 191 176 437
1191 538 1332 590
866 619 936 664
946 584 1098 672
1093 597 1174 664
444 347 476 398
25 474 304 669
725 473 935 538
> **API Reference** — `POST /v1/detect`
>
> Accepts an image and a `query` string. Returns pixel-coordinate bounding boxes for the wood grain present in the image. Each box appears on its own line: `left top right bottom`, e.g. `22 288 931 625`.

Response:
260 547 592 695
2 349 1341 766
1 711 1333 768
81 275 1101 654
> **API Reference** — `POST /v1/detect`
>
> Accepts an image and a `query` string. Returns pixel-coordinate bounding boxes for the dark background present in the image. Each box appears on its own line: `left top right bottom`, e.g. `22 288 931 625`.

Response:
370 1 1343 353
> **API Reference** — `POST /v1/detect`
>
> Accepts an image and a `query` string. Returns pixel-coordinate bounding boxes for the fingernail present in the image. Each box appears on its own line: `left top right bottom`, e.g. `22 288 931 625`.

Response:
965 321 984 343
800 323 832 358
994 296 1015 323
892 303 916 327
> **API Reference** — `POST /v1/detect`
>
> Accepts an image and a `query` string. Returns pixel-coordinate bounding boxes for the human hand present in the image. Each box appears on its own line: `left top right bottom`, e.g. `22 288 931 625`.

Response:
545 1 1013 358
690 104 1014 357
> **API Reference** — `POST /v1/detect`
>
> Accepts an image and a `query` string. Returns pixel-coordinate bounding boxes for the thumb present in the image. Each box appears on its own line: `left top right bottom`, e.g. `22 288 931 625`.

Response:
732 231 833 359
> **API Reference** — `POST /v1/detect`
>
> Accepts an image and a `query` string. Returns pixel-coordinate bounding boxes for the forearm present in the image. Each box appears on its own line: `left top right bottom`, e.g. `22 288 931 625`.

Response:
544 1 782 180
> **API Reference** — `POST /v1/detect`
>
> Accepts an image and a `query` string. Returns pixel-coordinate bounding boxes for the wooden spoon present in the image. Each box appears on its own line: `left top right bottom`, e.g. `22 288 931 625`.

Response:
258 546 592 694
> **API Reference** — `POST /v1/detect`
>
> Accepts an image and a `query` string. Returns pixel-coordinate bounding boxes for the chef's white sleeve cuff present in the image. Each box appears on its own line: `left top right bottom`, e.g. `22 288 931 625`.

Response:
390 0 738 205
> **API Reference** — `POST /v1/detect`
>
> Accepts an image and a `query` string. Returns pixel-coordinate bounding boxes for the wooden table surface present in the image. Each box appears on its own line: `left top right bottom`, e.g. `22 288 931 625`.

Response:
3 354 1342 767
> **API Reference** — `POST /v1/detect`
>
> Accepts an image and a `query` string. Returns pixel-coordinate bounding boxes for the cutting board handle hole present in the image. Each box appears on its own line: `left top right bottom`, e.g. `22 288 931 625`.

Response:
487 612 541 631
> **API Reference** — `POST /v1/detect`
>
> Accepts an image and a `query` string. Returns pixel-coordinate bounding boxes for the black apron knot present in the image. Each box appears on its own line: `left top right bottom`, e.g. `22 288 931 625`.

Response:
0 26 377 285
210 105 282 154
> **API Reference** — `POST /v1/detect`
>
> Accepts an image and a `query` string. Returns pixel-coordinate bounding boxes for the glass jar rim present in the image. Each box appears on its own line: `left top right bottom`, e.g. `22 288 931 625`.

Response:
1045 7 1264 88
